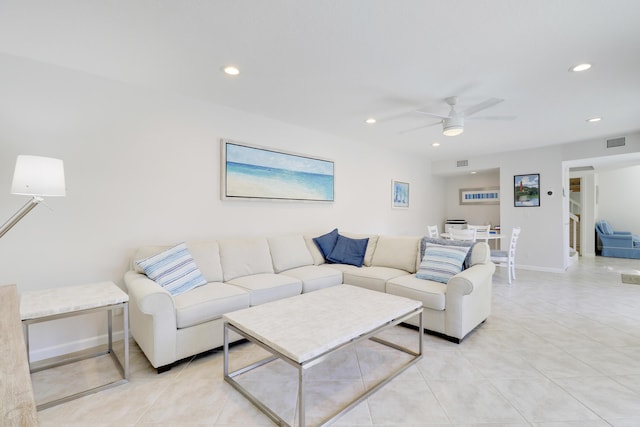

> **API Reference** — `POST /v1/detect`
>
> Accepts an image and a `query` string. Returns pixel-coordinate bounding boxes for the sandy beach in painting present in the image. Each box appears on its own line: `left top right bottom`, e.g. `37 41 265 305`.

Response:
226 163 333 201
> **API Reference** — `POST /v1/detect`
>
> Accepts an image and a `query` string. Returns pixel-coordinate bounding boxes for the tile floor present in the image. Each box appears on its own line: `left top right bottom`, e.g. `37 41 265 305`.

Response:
35 255 640 426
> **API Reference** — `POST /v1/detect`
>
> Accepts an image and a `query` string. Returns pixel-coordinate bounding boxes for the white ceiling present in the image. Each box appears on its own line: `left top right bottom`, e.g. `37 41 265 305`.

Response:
1 1 639 162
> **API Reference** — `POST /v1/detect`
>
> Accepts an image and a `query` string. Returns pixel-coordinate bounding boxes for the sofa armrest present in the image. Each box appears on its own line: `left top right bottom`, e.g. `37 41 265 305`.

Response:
123 271 178 368
124 271 175 315
446 262 496 296
444 262 496 340
600 234 634 248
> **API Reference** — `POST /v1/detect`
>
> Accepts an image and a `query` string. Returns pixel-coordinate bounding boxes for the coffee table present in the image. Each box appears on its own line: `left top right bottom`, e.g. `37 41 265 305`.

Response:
223 284 423 427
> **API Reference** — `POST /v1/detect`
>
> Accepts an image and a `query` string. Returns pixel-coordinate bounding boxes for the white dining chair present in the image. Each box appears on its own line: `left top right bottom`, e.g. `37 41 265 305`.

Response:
468 224 491 243
427 224 439 238
448 228 477 241
490 227 521 285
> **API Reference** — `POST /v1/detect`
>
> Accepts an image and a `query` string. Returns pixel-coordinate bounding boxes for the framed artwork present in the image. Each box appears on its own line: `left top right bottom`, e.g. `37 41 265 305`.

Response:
459 187 500 205
221 139 334 202
514 173 540 207
392 180 410 208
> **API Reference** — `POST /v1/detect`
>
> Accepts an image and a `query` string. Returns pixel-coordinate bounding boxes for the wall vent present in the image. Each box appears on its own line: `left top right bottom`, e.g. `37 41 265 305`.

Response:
569 166 594 172
456 160 469 167
606 137 626 148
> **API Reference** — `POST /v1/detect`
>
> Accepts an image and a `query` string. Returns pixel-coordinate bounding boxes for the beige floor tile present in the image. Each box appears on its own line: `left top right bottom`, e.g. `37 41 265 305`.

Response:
427 379 526 424
490 377 600 422
34 255 640 426
552 376 640 419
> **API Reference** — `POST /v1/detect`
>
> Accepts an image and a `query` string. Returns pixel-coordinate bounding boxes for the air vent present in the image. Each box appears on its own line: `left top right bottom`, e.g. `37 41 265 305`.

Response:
606 137 626 148
456 160 469 168
570 166 594 172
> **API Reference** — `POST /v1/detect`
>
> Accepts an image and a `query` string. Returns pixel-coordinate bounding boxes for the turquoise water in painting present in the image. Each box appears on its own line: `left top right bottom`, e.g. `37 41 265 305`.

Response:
226 162 334 201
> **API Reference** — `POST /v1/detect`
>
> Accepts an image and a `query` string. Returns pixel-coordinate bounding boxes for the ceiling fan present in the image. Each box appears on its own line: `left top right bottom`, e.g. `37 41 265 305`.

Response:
399 96 512 136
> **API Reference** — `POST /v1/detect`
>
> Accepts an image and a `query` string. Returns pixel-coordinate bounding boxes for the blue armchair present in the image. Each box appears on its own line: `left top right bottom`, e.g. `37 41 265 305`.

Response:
595 220 640 259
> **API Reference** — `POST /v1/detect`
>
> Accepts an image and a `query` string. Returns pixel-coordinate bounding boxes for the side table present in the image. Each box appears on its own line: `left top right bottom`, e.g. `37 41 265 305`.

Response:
20 281 129 410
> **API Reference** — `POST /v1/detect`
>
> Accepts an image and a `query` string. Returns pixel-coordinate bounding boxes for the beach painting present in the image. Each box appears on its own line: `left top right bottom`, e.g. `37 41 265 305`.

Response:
222 140 334 202
514 173 540 207
392 180 410 208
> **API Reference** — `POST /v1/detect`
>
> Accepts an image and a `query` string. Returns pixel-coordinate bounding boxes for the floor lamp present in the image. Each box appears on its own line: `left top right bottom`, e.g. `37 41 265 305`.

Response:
0 155 66 239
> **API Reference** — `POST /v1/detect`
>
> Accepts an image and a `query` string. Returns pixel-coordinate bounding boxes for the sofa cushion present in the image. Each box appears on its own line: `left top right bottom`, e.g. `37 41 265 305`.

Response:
333 264 409 293
133 245 170 273
135 243 207 296
304 234 327 265
218 238 274 281
341 232 379 266
280 265 343 293
371 236 421 273
174 282 250 329
327 234 369 267
386 275 446 311
417 244 470 284
599 220 614 235
133 242 224 282
226 273 302 306
184 241 224 282
312 228 339 259
268 235 314 273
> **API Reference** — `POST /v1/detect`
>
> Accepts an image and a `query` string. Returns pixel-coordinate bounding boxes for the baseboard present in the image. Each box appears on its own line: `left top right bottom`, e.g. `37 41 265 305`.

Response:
514 264 566 273
28 330 127 363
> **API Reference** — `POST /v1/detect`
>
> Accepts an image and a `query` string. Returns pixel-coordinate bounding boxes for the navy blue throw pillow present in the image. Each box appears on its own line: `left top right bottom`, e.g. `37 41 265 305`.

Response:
326 234 369 267
313 228 339 260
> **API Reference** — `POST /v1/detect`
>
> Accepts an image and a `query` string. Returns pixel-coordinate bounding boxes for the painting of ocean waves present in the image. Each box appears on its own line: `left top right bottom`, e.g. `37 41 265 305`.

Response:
223 141 334 201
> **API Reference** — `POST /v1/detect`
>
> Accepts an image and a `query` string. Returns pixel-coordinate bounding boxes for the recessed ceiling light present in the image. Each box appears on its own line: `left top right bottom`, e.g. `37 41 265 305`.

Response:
570 63 592 72
587 117 602 122
365 118 376 124
471 171 477 174
432 142 440 147
221 65 240 76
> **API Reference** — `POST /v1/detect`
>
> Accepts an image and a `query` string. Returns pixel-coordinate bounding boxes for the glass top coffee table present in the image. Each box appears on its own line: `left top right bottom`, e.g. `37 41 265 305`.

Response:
223 284 423 427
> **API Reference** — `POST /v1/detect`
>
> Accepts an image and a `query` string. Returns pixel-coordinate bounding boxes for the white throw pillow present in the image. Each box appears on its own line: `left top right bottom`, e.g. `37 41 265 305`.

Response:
135 242 207 296
416 244 470 284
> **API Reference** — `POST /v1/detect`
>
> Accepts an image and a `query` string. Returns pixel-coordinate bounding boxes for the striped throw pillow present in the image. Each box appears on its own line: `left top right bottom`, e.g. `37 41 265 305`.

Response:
416 243 470 284
135 243 207 296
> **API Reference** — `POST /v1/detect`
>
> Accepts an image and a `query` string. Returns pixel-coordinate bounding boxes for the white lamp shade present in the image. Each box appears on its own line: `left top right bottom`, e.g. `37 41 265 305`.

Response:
10 155 66 196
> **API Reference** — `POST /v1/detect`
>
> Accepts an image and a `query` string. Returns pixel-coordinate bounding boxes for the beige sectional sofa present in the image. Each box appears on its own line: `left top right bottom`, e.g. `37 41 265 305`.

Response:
124 232 495 372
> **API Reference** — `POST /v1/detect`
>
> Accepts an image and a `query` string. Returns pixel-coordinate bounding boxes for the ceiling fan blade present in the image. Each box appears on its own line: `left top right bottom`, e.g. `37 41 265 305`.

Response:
413 109 451 120
462 97 504 117
398 121 441 135
372 112 414 123
467 115 517 121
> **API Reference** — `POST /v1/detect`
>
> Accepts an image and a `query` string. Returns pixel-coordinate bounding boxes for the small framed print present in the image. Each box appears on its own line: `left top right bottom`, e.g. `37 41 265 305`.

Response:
392 180 410 208
514 173 540 207
459 187 500 205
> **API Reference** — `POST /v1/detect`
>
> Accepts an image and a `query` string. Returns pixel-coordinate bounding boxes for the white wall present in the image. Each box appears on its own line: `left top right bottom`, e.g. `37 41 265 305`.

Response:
0 53 442 359
433 131 640 272
596 165 640 235
433 146 566 272
444 170 500 229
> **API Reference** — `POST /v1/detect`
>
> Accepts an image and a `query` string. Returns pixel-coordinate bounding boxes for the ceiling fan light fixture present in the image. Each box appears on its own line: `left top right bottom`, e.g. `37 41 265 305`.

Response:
570 63 592 72
221 65 240 76
443 116 464 136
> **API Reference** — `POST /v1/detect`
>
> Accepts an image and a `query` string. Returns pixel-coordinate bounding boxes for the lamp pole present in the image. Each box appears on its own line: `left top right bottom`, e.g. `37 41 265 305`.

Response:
0 196 43 239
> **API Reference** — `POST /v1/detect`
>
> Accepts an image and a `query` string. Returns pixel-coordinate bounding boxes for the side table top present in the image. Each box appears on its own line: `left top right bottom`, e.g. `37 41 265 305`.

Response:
20 281 128 320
